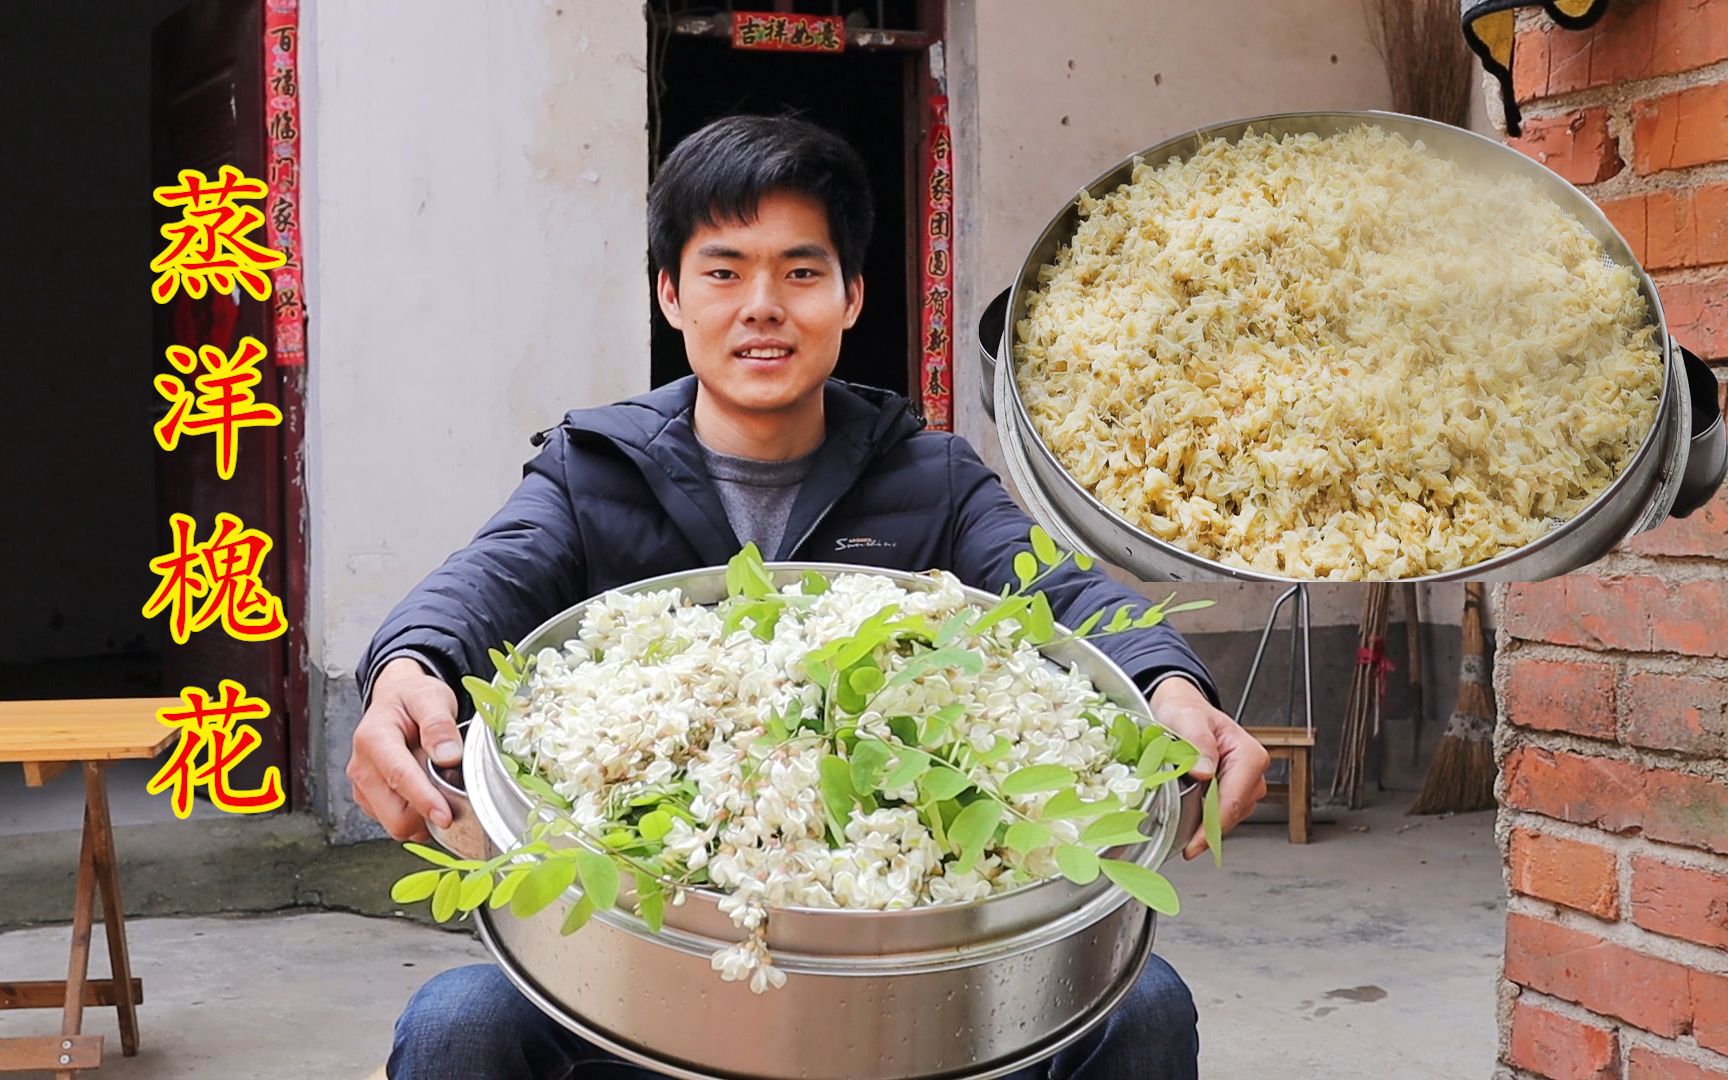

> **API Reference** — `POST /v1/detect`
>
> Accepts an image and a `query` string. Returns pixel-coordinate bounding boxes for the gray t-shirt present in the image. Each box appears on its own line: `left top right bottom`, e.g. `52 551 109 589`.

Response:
698 437 819 557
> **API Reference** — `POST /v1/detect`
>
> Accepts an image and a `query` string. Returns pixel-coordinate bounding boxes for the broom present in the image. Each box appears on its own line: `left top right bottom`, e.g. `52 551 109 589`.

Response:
1408 582 1498 814
1331 582 1393 810
1406 582 1425 770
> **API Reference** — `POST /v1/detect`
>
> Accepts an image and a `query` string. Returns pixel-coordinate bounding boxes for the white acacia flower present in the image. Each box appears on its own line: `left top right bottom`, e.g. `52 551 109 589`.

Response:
502 569 1160 993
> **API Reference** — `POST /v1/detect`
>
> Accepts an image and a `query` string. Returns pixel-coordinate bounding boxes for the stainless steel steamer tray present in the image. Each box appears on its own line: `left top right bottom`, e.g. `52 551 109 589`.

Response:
429 563 1204 1080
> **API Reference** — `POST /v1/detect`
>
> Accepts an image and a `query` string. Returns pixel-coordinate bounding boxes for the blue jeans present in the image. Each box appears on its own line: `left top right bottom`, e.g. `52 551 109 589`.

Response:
389 955 1198 1080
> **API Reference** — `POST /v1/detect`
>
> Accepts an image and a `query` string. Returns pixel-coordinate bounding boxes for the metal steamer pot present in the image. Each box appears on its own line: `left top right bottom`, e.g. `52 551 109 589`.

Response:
425 563 1203 1080
981 110 1728 583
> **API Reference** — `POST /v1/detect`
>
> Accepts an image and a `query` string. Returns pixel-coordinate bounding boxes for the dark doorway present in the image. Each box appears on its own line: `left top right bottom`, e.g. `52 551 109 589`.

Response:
646 11 916 398
0 0 297 817
0 1 191 706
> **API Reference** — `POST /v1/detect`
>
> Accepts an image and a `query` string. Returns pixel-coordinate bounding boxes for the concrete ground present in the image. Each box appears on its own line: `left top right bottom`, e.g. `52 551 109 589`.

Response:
0 801 1502 1079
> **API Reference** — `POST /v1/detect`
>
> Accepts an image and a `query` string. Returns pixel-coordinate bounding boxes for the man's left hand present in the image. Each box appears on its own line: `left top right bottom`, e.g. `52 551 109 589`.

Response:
1148 677 1272 861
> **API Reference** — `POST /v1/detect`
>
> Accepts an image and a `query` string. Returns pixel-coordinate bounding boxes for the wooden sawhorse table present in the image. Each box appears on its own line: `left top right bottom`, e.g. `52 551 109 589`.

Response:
0 698 178 1078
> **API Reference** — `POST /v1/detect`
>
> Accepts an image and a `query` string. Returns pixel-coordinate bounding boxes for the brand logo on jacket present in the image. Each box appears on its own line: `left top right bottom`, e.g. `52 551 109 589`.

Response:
834 537 897 551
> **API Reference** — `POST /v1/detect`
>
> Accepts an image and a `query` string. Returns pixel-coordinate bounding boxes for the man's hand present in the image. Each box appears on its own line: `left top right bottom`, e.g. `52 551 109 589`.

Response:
347 656 463 842
1149 676 1271 861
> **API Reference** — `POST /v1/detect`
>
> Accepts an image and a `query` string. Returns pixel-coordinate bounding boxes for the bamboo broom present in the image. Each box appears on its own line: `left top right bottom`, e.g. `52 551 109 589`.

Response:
1408 582 1498 814
1331 582 1392 810
1406 583 1425 770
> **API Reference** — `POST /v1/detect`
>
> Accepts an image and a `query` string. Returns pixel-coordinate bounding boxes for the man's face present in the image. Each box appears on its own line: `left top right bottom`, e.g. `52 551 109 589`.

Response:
657 190 864 417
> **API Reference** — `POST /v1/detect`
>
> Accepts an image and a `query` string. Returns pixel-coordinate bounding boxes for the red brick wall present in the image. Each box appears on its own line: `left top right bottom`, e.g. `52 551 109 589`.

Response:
1499 4 1728 1078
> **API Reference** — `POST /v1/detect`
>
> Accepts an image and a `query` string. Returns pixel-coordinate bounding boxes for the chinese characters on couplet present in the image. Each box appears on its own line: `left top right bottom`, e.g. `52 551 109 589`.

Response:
146 167 287 815
731 12 845 52
919 98 955 427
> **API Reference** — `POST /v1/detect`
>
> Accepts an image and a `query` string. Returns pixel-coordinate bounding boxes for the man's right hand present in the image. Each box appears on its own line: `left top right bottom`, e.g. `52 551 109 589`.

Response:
347 656 464 842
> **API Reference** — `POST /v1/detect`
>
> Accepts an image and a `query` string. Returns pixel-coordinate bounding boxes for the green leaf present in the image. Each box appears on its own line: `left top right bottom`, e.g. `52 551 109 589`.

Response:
820 755 856 842
637 810 674 843
517 772 573 810
917 798 947 850
1163 599 1216 616
800 570 830 595
1074 552 1095 571
1004 820 1054 852
403 842 479 871
1081 810 1149 847
1100 858 1180 915
1137 733 1173 778
1110 714 1141 765
559 894 596 936
490 867 530 910
512 857 577 918
1204 778 1224 868
1160 740 1200 778
978 735 1015 765
1000 764 1078 796
575 849 621 911
725 543 775 599
462 674 506 710
969 595 1030 640
880 748 931 791
935 612 974 647
457 869 493 912
804 656 833 689
1013 550 1037 589
391 869 442 904
919 765 971 802
950 799 1004 871
850 738 894 793
1106 605 1134 633
1042 790 1124 820
1055 843 1101 884
887 715 919 746
848 666 886 697
431 870 461 922
1074 609 1106 637
884 647 984 692
1025 592 1056 644
1133 607 1166 629
1030 526 1059 566
836 675 867 715
635 872 665 932
920 703 966 746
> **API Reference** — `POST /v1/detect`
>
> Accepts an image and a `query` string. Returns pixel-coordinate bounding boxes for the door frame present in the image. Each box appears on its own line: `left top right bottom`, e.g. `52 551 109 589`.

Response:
647 1 951 427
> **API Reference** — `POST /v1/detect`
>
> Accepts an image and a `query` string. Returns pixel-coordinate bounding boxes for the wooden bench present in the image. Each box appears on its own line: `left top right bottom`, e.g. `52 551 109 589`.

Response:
0 698 179 1078
1246 725 1315 844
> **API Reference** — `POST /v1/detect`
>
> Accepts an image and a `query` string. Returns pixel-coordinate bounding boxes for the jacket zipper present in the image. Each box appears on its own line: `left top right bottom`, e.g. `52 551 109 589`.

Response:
784 405 920 559
783 490 848 561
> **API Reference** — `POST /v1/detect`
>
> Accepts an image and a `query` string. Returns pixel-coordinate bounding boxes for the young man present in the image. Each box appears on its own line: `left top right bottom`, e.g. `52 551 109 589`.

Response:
352 115 1270 1080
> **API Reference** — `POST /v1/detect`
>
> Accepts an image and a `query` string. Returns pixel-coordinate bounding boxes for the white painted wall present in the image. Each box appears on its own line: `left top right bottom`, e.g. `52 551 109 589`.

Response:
302 0 649 681
947 0 1490 630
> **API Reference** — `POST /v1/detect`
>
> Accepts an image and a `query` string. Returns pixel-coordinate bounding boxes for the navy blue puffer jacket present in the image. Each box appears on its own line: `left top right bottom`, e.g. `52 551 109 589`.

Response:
359 377 1218 708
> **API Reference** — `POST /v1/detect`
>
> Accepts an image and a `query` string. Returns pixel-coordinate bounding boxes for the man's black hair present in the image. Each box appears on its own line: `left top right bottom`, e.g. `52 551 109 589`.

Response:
648 114 874 289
